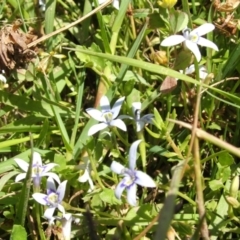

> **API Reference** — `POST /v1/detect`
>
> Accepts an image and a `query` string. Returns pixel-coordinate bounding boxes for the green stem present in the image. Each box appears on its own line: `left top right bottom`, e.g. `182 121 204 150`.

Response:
87 149 105 189
112 128 129 147
34 203 46 240
136 131 146 171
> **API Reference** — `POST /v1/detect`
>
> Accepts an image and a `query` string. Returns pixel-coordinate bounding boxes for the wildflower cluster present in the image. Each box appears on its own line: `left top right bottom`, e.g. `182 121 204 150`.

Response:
86 96 154 135
13 95 156 239
8 5 222 238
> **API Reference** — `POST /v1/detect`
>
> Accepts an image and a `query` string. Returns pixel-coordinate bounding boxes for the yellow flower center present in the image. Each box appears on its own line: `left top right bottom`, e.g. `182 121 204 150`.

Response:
103 111 113 122
32 164 43 176
47 192 59 205
190 33 199 43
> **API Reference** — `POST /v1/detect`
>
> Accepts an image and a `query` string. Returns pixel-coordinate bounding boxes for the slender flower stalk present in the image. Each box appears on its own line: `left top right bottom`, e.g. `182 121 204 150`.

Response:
86 96 127 136
111 140 156 206
161 23 218 62
14 152 60 187
32 177 67 219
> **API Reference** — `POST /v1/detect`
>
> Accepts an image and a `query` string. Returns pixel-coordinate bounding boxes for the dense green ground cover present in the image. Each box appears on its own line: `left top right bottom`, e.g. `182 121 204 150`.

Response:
0 0 240 239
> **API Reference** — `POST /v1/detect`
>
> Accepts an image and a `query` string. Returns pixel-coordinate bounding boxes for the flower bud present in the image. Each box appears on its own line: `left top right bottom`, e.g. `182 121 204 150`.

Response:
157 0 177 8
226 196 240 208
150 51 168 65
230 175 239 198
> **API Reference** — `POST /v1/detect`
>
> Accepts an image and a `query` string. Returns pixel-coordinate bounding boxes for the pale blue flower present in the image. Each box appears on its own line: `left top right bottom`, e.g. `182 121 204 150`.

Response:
86 96 127 136
119 102 154 132
98 0 119 9
161 23 218 62
132 102 154 132
32 177 67 219
14 152 60 187
111 140 156 206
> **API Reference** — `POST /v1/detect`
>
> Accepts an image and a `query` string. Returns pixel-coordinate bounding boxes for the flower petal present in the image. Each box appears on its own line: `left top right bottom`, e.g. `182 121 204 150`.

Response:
141 114 154 124
33 176 41 187
79 169 95 191
110 119 127 131
62 213 72 240
185 40 201 62
57 203 66 214
113 0 120 9
111 161 125 174
118 114 133 120
88 123 108 136
161 35 185 47
135 171 156 187
32 193 48 205
47 177 56 192
78 170 89 183
185 64 195 75
127 183 137 206
114 180 126 199
0 74 6 83
136 121 145 132
129 140 142 170
199 66 208 79
112 97 125 119
43 163 58 173
44 207 56 220
197 37 219 51
33 152 42 166
191 23 215 37
15 173 27 182
86 108 105 122
57 180 67 202
100 96 111 112
43 172 60 184
14 158 29 172
132 102 141 115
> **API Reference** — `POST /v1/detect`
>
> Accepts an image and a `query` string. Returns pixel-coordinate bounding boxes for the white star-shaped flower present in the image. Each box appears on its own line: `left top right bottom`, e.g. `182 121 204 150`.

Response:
161 23 219 62
32 177 67 219
14 152 60 187
111 140 156 206
86 96 127 136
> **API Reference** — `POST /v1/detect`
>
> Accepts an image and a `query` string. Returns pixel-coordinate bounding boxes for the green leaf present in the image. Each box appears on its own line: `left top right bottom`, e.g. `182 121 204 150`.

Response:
0 171 19 191
148 12 168 29
169 11 188 33
174 49 192 70
209 180 224 191
218 152 234 166
123 71 149 86
10 225 27 240
99 188 121 205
